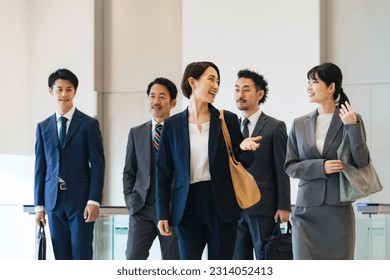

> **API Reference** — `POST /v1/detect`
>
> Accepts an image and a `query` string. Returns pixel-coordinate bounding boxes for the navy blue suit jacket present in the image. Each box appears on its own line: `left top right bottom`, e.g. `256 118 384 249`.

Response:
34 108 105 211
156 104 254 226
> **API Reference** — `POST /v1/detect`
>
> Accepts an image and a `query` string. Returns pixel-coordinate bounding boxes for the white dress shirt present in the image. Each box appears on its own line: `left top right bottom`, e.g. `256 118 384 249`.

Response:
241 108 262 137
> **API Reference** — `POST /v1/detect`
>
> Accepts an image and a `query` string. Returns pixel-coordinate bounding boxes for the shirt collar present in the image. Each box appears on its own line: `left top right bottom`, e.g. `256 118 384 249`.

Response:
151 119 164 131
56 107 76 122
242 108 262 124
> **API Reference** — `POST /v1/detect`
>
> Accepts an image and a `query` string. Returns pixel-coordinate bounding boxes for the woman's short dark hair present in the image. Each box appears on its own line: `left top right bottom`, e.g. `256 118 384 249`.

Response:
48 68 79 89
307 62 350 106
146 77 178 101
181 61 220 99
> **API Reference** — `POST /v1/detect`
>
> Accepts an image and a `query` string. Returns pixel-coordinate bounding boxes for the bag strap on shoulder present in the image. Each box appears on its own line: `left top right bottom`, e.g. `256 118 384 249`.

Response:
219 109 235 156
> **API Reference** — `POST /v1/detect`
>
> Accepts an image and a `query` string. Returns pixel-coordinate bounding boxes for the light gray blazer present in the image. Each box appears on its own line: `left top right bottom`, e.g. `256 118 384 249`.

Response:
285 108 370 207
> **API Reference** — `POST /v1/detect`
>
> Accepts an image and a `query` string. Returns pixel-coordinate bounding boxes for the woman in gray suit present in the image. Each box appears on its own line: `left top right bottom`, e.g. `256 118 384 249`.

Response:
285 62 370 259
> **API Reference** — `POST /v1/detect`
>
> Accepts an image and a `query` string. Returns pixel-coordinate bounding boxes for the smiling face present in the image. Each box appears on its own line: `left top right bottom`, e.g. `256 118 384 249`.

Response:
49 79 76 115
148 83 176 123
190 66 219 104
307 73 335 105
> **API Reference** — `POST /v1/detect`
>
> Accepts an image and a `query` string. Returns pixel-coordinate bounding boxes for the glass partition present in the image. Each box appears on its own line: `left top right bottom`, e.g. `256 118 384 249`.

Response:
355 203 390 260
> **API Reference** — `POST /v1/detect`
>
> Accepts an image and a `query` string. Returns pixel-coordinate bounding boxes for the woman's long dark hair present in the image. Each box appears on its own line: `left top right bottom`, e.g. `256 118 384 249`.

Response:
307 62 350 107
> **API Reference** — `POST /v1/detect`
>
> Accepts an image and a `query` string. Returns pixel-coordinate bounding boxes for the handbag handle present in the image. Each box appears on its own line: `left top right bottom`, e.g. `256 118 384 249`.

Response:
38 221 46 260
273 218 292 236
39 221 46 237
219 109 235 158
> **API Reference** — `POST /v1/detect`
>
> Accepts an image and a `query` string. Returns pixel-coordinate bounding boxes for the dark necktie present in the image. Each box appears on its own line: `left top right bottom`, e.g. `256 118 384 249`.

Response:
153 123 163 152
242 118 250 138
59 116 68 149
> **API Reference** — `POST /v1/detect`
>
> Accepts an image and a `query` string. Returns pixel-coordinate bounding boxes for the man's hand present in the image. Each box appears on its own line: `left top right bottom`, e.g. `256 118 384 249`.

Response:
158 220 172 236
274 209 291 223
240 136 262 151
84 204 100 222
35 211 46 226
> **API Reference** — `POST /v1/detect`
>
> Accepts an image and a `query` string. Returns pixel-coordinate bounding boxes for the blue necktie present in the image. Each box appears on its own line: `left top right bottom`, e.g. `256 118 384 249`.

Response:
242 118 250 138
153 124 163 152
59 116 68 149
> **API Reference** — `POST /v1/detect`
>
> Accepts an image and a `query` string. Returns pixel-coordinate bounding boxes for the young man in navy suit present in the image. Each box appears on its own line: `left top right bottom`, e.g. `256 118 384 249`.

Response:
34 68 105 260
233 69 291 259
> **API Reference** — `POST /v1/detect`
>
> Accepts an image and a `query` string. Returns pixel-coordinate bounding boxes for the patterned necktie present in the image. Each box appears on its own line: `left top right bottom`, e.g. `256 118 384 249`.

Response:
153 123 163 152
59 116 68 149
242 118 250 138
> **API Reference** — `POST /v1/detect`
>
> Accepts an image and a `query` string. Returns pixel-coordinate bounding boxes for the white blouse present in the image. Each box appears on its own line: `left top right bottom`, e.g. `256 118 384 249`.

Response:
315 113 333 155
189 122 211 184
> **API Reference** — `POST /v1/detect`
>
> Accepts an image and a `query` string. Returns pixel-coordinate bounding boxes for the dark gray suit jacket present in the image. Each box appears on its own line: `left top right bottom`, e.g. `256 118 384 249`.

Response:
245 112 291 215
285 108 370 207
123 121 153 215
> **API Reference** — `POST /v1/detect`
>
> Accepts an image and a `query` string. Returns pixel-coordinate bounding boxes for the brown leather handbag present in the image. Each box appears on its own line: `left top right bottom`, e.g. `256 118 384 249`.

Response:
219 110 261 209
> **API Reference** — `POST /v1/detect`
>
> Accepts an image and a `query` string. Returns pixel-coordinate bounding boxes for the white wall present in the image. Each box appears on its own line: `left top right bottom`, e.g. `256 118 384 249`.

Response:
182 0 321 116
101 0 182 205
327 0 390 84
182 0 323 202
0 0 100 155
327 0 390 204
28 0 100 128
0 0 30 155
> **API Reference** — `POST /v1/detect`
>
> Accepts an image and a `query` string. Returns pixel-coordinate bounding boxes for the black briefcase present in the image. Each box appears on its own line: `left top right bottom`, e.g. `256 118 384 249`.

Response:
260 220 293 260
37 222 46 260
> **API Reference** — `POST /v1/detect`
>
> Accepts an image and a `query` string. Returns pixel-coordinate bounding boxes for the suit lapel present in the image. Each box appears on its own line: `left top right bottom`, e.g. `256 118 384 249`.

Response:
46 114 59 149
64 108 82 148
252 112 267 137
143 121 152 168
178 109 190 171
322 108 343 157
209 105 221 169
304 109 322 158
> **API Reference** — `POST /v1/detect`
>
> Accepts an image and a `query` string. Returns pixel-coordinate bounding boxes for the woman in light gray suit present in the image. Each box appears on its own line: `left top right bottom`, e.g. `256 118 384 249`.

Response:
285 62 370 259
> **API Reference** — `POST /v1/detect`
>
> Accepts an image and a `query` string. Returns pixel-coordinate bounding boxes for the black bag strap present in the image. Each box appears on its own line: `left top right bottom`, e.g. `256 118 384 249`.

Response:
287 220 292 233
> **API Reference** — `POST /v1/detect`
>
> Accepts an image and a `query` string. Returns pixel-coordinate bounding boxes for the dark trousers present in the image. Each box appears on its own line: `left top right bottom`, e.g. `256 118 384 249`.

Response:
47 191 94 260
233 211 275 260
126 205 180 260
176 181 237 260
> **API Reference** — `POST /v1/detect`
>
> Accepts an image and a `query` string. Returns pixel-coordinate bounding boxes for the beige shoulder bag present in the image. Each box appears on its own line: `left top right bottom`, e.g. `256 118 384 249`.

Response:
219 109 261 209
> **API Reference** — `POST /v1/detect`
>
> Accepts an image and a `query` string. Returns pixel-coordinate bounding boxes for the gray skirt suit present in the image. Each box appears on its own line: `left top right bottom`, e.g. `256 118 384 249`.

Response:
285 108 370 259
